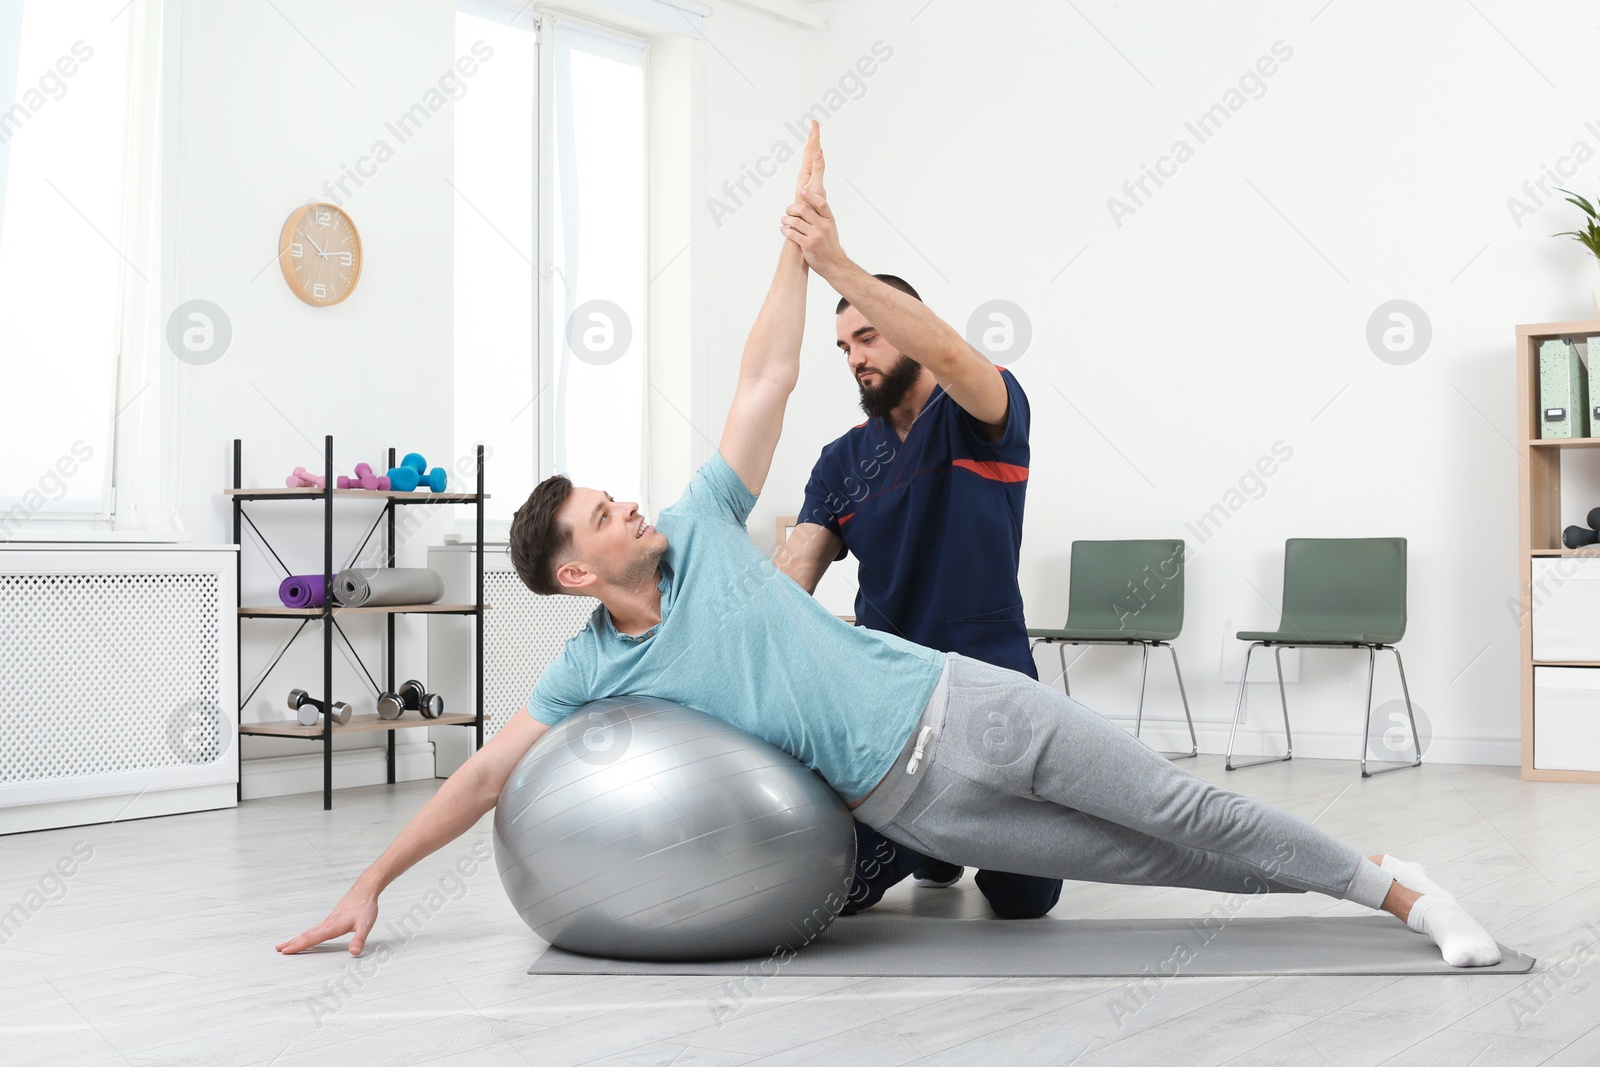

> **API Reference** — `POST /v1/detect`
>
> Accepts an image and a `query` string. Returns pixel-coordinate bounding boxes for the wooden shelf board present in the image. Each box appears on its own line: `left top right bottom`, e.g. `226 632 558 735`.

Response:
1516 319 1600 338
1529 549 1600 557
1521 766 1600 784
239 712 478 737
1527 437 1600 449
1532 660 1600 667
224 487 487 501
241 604 485 616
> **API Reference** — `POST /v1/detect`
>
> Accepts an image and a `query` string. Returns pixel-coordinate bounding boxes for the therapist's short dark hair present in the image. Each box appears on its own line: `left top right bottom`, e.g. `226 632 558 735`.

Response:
836 274 920 315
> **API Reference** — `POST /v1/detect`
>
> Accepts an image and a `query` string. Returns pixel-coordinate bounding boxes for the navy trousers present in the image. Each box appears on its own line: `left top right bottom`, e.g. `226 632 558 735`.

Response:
843 821 1063 919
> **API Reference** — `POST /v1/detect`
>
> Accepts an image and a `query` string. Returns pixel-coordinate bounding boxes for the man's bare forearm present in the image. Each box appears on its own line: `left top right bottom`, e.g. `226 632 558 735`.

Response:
776 521 838 595
739 240 809 391
353 762 495 896
719 241 810 493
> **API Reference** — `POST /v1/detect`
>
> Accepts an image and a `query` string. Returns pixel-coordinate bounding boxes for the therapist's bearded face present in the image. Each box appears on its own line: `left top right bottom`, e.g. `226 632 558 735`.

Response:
838 304 924 419
855 352 923 419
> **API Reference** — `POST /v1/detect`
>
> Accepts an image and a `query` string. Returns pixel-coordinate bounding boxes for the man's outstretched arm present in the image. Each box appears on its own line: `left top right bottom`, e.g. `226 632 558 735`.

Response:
275 710 549 956
719 124 824 496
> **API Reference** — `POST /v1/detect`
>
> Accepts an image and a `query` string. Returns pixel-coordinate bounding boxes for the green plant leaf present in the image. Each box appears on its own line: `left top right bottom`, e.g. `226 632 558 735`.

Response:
1558 188 1599 218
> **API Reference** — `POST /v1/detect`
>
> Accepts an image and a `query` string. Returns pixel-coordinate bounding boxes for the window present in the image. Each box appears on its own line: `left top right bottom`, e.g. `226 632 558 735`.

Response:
0 0 133 533
453 5 536 526
544 21 648 508
453 6 647 527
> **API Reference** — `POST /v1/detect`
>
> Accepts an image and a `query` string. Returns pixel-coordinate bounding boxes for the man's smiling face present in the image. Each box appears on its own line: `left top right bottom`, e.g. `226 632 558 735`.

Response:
554 487 669 591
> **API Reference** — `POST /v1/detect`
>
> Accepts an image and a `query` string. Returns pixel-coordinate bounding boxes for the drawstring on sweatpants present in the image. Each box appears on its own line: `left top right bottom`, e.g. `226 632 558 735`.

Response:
905 726 934 775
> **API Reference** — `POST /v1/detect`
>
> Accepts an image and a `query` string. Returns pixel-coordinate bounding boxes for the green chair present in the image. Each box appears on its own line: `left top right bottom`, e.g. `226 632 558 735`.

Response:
1226 537 1420 778
1028 539 1197 760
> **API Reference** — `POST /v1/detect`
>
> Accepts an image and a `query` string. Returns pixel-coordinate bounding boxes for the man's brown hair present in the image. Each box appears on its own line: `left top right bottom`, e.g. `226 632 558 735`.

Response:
509 475 576 596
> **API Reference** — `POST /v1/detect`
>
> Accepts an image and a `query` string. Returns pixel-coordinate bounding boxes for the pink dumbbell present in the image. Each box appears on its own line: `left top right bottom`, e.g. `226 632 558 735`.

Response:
336 463 391 491
285 466 326 489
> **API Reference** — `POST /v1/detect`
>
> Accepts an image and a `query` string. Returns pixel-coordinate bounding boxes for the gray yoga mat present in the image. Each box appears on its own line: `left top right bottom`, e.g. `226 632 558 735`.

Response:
332 567 445 607
527 915 1535 977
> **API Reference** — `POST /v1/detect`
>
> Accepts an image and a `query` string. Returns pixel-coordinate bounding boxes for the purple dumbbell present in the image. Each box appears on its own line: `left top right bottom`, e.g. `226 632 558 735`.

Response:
336 462 392 490
286 466 325 489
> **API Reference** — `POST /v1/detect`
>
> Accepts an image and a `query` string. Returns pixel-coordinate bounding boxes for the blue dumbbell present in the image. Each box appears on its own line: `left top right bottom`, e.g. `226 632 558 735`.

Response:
386 452 447 492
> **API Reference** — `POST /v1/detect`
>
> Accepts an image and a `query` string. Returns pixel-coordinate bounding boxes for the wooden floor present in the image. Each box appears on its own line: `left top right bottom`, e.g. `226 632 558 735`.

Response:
2 756 1598 1066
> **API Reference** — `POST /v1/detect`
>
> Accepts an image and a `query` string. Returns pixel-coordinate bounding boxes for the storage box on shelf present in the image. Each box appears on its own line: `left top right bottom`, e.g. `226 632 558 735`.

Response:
226 436 488 808
1518 320 1600 783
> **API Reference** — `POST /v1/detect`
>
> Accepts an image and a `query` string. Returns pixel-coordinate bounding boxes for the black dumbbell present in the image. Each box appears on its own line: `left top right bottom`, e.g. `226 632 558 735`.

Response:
376 679 444 720
289 688 353 727
1562 506 1600 549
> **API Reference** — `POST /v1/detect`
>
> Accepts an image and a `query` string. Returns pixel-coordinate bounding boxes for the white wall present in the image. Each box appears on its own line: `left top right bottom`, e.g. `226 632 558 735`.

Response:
168 0 460 778
160 0 804 789
715 0 1600 765
156 0 1600 781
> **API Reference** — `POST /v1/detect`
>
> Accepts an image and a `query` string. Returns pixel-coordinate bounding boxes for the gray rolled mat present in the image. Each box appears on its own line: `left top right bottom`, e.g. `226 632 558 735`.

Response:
527 915 1535 977
332 567 445 607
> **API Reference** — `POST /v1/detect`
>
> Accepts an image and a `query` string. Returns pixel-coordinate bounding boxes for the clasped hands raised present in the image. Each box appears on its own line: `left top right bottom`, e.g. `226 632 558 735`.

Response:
781 121 846 276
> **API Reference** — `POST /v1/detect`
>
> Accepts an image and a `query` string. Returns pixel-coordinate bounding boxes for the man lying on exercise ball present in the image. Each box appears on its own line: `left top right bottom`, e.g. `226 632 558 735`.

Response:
279 124 1499 968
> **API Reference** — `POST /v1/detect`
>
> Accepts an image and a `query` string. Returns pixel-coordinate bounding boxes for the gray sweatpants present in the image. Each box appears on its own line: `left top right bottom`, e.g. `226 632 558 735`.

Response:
852 654 1394 910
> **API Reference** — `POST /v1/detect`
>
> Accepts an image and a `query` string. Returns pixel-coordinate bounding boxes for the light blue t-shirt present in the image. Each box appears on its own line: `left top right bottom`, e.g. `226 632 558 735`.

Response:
527 452 947 801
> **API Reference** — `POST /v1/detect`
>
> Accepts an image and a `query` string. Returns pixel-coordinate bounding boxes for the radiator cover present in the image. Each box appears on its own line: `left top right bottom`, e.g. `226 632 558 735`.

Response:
0 546 239 819
428 544 595 772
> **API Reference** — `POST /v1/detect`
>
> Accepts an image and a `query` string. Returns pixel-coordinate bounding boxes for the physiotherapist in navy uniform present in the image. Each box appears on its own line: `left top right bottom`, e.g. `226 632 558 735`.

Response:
778 269 1062 919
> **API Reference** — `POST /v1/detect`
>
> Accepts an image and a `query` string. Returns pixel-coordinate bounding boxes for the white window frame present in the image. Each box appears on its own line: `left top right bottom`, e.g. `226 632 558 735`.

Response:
536 12 650 510
0 0 162 538
454 0 540 542
452 0 656 539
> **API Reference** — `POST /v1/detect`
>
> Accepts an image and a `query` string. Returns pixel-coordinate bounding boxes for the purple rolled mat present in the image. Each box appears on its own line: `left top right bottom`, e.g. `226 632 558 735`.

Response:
279 574 328 609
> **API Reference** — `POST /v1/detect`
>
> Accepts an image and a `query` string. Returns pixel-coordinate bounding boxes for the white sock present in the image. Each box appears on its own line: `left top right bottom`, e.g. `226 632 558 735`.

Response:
1380 855 1455 903
1405 894 1501 967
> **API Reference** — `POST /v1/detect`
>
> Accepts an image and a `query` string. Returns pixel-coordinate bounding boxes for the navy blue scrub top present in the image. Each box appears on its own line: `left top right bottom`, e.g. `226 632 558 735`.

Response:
800 367 1037 679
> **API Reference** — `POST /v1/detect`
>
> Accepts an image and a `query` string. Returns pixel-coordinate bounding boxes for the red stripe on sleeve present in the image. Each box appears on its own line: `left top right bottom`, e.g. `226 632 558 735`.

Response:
952 459 1029 483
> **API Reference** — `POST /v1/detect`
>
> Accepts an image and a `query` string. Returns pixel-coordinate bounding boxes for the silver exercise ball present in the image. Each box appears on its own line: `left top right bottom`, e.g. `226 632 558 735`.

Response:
493 695 857 961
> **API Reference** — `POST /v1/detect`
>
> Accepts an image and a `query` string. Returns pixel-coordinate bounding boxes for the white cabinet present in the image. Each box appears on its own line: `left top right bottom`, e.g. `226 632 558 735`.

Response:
1532 667 1600 772
1530 558 1600 662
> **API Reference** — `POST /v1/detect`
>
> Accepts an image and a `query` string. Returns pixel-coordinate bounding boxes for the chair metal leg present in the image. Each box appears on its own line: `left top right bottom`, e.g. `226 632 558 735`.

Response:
1059 643 1070 698
1225 643 1254 769
1363 644 1423 777
1133 639 1195 761
1133 642 1150 738
1227 642 1293 770
1274 644 1294 755
1358 645 1377 776
1165 642 1198 759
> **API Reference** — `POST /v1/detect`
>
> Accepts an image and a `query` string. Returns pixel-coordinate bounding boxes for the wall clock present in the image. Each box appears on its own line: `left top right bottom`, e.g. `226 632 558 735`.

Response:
278 203 362 306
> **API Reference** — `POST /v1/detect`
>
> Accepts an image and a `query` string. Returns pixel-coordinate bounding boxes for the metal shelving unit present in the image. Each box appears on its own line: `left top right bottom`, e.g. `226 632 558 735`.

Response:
227 435 488 809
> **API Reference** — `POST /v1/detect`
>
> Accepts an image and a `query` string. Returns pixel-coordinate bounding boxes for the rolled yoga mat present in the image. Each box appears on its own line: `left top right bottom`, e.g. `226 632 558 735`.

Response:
278 574 327 609
526 915 1535 978
333 567 445 607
